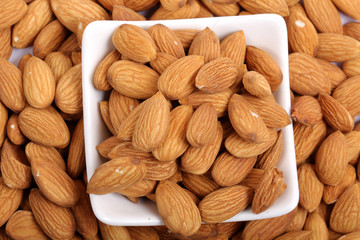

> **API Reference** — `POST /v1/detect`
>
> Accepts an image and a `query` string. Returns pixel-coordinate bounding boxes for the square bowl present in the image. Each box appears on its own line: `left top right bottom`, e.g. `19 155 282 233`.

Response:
82 14 298 226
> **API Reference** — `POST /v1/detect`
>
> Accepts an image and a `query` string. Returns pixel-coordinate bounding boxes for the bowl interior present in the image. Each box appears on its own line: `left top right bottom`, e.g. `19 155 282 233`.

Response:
82 15 298 226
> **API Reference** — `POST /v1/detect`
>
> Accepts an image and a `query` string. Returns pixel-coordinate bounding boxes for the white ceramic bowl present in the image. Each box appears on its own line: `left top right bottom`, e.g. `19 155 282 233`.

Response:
82 14 298 226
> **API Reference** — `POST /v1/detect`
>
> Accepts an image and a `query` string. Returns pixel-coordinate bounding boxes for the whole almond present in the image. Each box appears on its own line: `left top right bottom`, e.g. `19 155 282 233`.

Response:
344 131 360 163
150 0 200 20
181 172 220 198
256 130 284 170
181 122 222 175
132 92 170 152
160 0 187 10
118 179 157 198
108 142 153 160
156 180 201 237
112 24 156 62
211 152 256 187
7 113 28 146
200 0 240 16
0 0 27 28
332 0 360 21
55 64 83 115
158 55 204 100
44 52 73 84
318 93 354 132
94 49 120 91
285 206 308 232
242 71 272 98
29 188 76 239
304 212 329 240
153 105 193 161
220 30 246 67
5 210 48 240
1 139 31 189
0 58 26 112
199 185 253 224
18 106 70 148
298 164 324 212
316 33 360 62
23 56 56 109
188 27 220 63
58 34 81 56
0 177 23 227
107 60 159 99
143 157 178 181
0 101 7 147
342 56 360 78
338 231 360 240
238 0 289 16
246 46 283 92
274 230 312 240
99 101 117 135
228 94 269 143
149 52 178 74
289 52 331 96
87 157 147 195
186 103 217 147
174 29 200 49
195 57 238 93
99 221 131 240
0 27 13 60
127 226 159 240
51 0 109 33
332 75 360 117
147 24 185 59
315 58 346 90
67 118 85 178
112 4 147 21
303 0 342 34
97 0 123 11
291 95 322 126
12 0 54 48
344 22 360 41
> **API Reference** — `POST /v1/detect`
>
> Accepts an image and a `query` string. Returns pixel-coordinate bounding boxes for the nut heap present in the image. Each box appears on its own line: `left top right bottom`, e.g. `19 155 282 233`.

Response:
90 23 291 236
0 0 360 239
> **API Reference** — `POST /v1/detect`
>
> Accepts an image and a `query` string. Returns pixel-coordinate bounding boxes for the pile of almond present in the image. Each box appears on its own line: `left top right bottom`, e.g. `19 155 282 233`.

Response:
0 0 360 239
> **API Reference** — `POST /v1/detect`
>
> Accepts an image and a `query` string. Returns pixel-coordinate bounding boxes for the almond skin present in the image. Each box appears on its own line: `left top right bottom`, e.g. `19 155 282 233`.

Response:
342 56 360 78
274 230 312 240
0 27 13 60
6 113 27 146
228 94 269 143
107 60 159 99
0 101 7 147
220 30 246 67
93 49 121 91
174 29 200 49
127 226 160 240
158 55 204 100
199 185 253 224
118 179 157 198
112 24 157 62
315 57 346 90
246 46 283 92
181 172 220 198
87 157 147 195
238 0 289 16
156 180 201 237
18 106 70 149
152 105 193 162
44 52 73 84
108 142 153 160
143 157 178 181
150 52 178 75
0 58 26 113
304 212 329 240
332 0 360 21
256 130 283 170
160 0 187 10
285 206 308 232
99 101 117 135
186 103 217 147
291 95 322 126
195 57 238 93
67 118 85 178
150 0 200 20
29 188 76 240
99 221 131 240
58 34 81 56
23 56 56 109
188 27 220 63
132 91 170 152
0 177 23 227
201 0 240 16
0 0 28 28
25 142 66 171
112 4 147 21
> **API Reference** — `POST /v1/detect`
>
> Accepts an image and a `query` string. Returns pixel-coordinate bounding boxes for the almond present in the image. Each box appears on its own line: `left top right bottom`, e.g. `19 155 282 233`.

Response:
344 22 360 42
29 188 76 239
5 210 48 240
291 95 322 126
274 230 312 240
99 221 131 240
338 232 360 240
18 53 32 73
303 0 342 34
123 0 163 12
316 33 360 62
156 180 201 237
94 49 120 91
12 0 54 48
25 142 66 171
199 185 253 224
58 34 81 56
285 206 308 232
189 27 220 63
228 94 269 143
0 101 7 147
97 0 123 11
23 56 56 109
158 55 204 100
242 71 272 98
332 0 360 21
107 60 159 99
315 58 346 90
143 157 178 181
109 90 139 134
323 164 356 204
112 4 147 20
181 172 220 198
0 58 26 112
256 130 284 170
18 106 70 148
149 52 178 74
147 24 185 59
225 129 277 158
344 131 360 163
6 113 27 146
108 142 153 160
132 92 170 152
112 24 156 62
332 75 360 118
252 168 286 214
118 179 157 198
238 0 289 16
220 30 246 67
211 152 256 187
127 226 159 240
342 56 360 78
246 46 283 92
289 52 330 96
67 118 85 178
179 88 233 117
0 177 23 227
0 0 27 28
153 105 193 161
174 29 200 49
318 93 354 132
44 52 73 84
304 212 329 240
87 157 147 195
150 0 200 20
298 163 324 212
160 0 187 10
1 139 31 190
71 180 98 239
195 57 238 93
181 122 222 175
200 0 240 16
0 27 13 60
99 101 117 135
51 0 109 33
